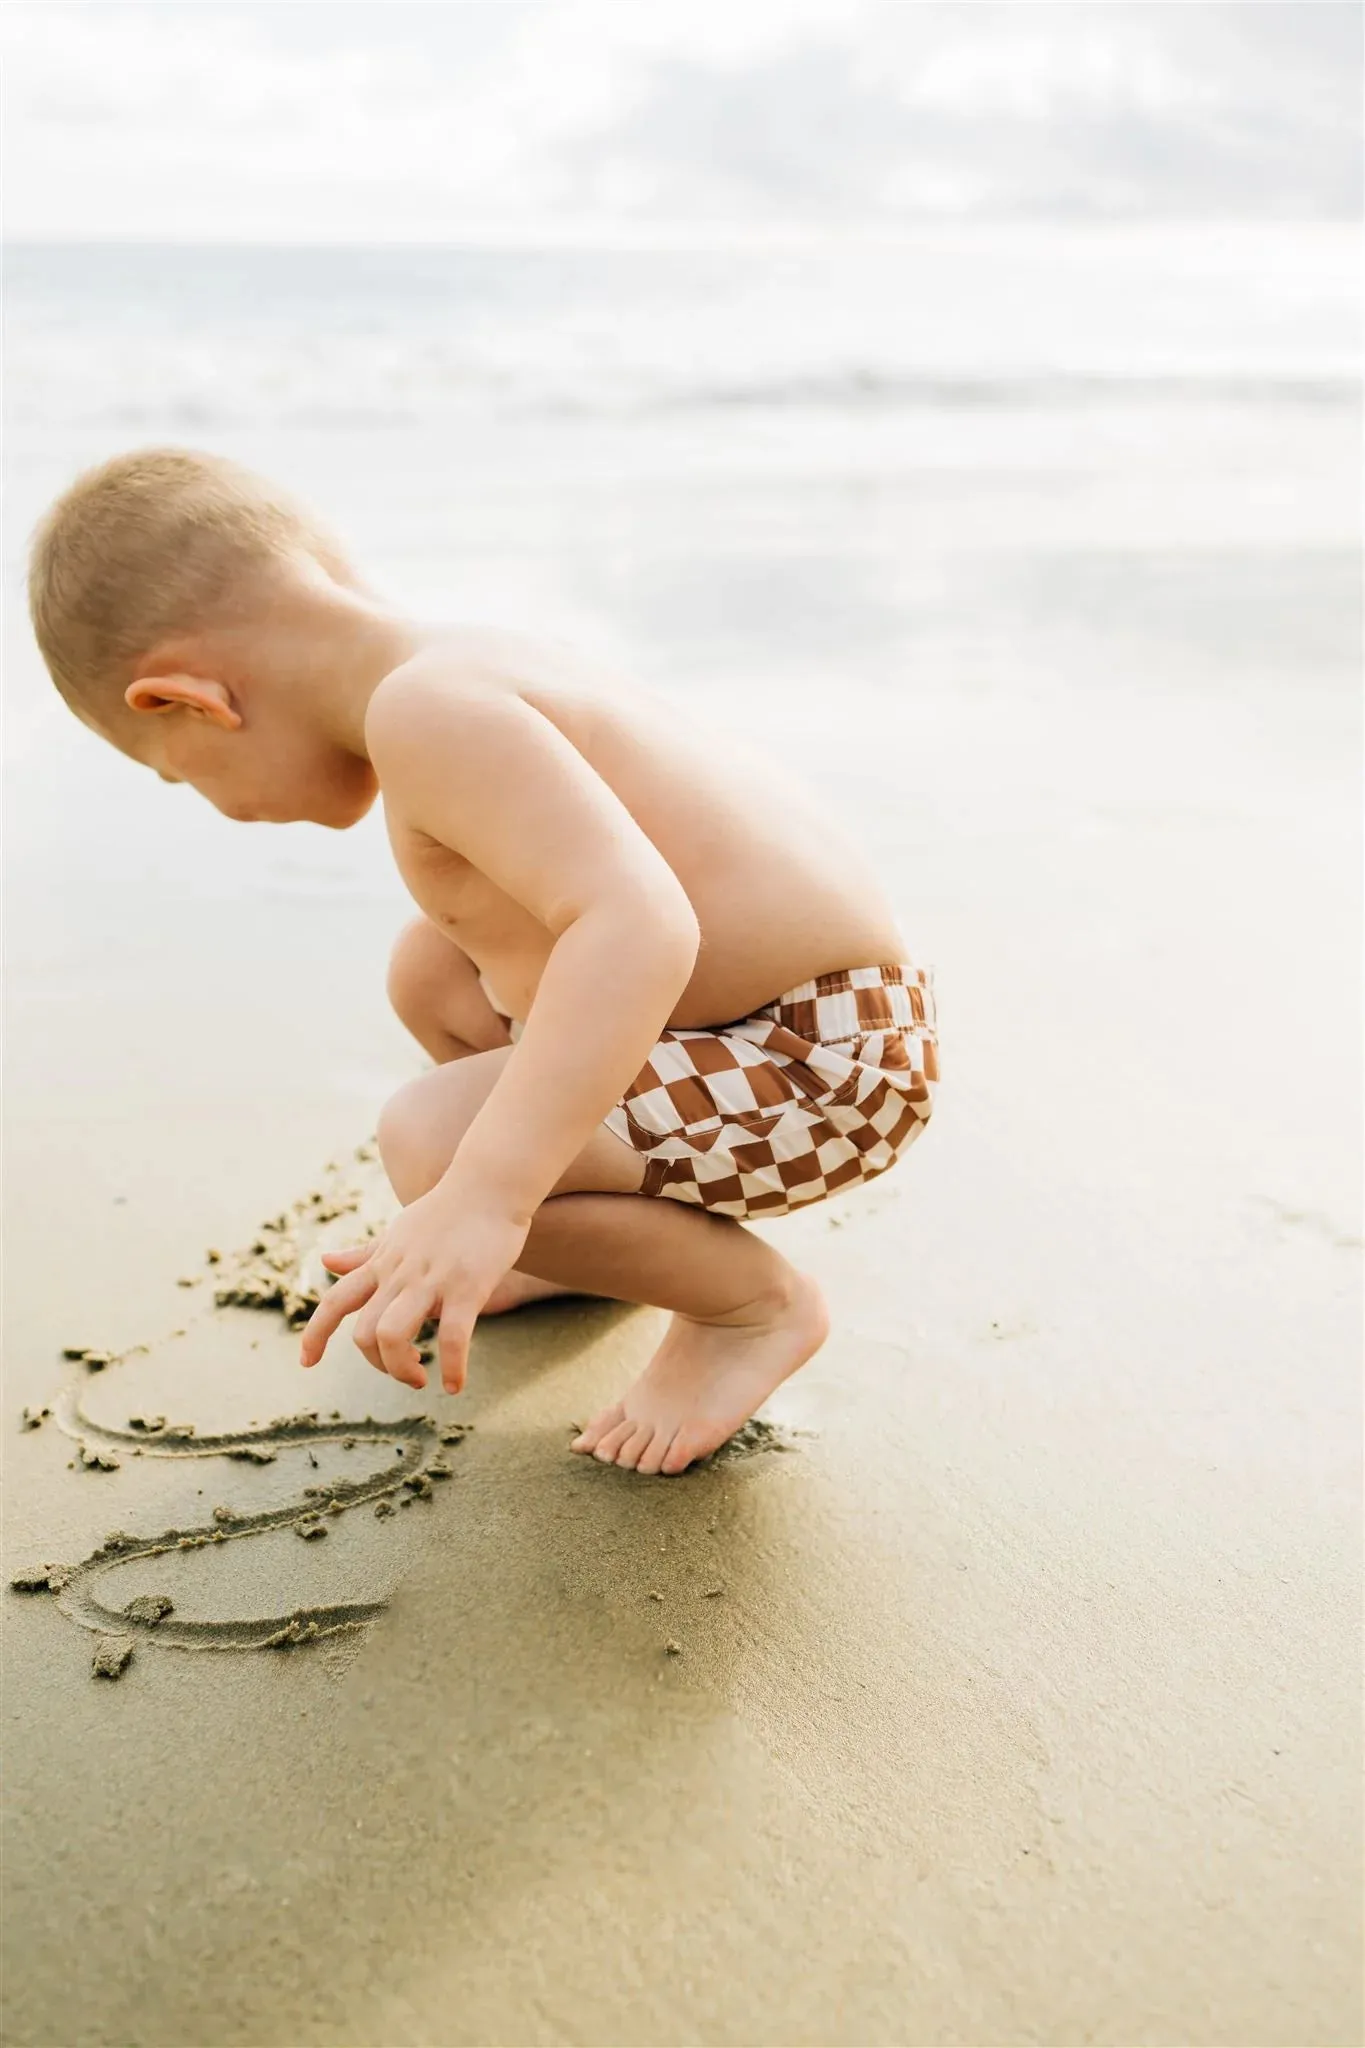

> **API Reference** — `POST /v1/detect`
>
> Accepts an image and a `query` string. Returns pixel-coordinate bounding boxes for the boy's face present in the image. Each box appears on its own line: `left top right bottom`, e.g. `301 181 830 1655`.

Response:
115 675 378 829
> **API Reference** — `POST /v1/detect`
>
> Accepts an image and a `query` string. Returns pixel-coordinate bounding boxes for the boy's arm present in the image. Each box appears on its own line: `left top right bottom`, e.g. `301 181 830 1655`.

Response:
301 667 699 1389
372 669 700 1216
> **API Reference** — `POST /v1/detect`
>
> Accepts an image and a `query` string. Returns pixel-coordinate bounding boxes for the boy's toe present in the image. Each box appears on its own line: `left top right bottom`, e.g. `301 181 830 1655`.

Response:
661 1429 702 1476
593 1418 638 1464
571 1402 623 1454
635 1425 678 1477
613 1423 654 1471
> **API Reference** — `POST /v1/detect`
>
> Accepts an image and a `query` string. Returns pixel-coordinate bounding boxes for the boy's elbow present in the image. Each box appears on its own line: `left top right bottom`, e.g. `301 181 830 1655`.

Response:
641 881 701 981
561 872 700 988
608 874 699 984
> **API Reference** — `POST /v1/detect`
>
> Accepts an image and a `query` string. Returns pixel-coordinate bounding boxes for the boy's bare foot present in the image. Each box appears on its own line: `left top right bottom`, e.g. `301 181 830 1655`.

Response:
570 1270 828 1476
481 1271 579 1316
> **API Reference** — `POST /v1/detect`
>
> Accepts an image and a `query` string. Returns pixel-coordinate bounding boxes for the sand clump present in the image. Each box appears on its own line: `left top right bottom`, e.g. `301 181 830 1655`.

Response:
708 1416 793 1461
91 1636 134 1680
122 1594 174 1625
208 1145 386 1328
10 1566 60 1594
260 1615 323 1650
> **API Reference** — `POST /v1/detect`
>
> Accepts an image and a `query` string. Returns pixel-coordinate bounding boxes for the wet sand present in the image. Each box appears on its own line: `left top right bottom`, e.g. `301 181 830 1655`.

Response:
3 414 1361 2044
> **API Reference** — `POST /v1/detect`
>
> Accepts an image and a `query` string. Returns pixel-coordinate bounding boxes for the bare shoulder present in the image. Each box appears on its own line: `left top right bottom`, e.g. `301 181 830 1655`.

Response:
365 636 505 757
374 630 626 745
362 626 634 794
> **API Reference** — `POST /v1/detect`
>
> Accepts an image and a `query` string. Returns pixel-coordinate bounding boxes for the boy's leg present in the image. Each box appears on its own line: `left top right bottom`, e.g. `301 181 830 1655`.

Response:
378 1055 827 1474
386 917 512 1064
518 1194 828 1475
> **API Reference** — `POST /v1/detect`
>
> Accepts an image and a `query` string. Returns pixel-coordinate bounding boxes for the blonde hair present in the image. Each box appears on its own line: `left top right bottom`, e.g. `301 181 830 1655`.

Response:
28 447 358 719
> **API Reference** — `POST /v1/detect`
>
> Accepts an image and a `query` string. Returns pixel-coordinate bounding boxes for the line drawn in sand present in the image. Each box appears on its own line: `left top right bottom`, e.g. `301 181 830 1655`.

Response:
10 1145 469 1674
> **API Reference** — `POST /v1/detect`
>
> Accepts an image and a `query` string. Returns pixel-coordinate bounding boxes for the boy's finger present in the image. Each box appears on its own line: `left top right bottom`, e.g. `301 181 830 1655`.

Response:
375 1287 434 1386
437 1300 473 1395
350 1290 393 1371
321 1244 372 1274
352 1285 422 1388
299 1266 377 1366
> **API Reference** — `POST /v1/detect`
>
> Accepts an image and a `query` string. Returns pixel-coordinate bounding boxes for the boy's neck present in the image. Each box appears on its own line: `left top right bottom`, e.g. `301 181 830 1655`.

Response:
257 576 429 757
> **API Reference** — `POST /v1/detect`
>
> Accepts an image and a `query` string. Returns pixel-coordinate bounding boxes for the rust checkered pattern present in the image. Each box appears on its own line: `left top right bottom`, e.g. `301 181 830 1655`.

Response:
603 964 938 1221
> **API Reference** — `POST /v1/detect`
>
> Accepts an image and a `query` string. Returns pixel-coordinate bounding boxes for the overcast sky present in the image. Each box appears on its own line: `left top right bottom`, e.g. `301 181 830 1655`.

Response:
3 2 1360 242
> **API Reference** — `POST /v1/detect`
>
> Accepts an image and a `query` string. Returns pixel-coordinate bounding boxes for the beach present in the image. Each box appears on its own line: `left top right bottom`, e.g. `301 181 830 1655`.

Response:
3 230 1360 2046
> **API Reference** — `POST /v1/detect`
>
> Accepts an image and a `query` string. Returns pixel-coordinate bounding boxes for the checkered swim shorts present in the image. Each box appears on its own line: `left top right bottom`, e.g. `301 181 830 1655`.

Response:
601 964 938 1221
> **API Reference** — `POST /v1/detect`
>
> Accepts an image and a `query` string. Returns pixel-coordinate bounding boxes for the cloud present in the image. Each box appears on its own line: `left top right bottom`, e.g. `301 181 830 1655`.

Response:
2 0 1359 240
580 5 1362 224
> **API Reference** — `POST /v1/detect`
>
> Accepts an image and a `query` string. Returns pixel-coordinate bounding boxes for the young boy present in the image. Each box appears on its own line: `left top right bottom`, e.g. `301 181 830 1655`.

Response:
29 448 938 1476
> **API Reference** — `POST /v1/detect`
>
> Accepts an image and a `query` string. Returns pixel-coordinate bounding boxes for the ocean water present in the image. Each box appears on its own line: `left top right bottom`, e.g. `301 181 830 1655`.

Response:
6 227 1358 433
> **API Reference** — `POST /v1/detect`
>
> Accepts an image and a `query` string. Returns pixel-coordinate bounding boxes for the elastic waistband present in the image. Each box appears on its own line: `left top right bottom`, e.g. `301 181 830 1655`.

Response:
757 962 935 1041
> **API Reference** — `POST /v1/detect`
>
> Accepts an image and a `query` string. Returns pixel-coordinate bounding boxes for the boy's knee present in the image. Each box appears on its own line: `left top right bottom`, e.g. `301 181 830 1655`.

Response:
386 917 450 1037
377 1074 444 1200
377 1053 504 1202
385 918 509 1061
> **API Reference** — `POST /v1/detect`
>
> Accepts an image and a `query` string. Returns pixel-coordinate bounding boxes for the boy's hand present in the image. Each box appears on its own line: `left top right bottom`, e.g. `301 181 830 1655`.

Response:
298 1189 529 1393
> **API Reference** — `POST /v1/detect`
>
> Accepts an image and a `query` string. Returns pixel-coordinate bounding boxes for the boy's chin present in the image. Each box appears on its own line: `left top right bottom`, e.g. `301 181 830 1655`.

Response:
281 776 378 829
315 785 379 829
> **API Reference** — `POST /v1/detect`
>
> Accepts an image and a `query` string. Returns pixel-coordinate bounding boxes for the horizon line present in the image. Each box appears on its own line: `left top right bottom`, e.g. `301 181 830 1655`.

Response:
4 217 1359 254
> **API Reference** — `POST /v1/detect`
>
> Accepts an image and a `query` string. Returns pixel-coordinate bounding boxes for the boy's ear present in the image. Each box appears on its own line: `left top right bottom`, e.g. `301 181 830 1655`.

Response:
125 673 243 730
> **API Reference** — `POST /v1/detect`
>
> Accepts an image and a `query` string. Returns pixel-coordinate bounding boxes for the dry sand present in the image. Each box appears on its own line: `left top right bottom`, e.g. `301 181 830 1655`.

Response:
3 427 1360 2045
